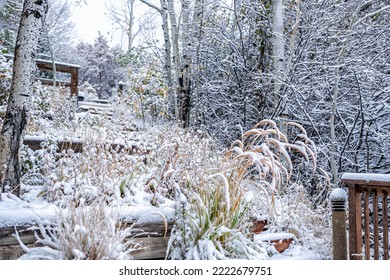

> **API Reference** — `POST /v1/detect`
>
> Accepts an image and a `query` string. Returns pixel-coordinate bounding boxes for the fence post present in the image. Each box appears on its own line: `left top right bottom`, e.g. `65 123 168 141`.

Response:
118 81 125 97
330 188 348 260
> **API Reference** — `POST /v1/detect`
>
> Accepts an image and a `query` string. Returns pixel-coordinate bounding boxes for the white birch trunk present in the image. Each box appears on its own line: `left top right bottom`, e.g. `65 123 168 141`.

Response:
139 0 173 116
0 0 48 197
166 0 180 119
286 0 301 75
192 0 203 125
128 0 135 52
178 0 192 127
159 0 174 116
272 0 285 108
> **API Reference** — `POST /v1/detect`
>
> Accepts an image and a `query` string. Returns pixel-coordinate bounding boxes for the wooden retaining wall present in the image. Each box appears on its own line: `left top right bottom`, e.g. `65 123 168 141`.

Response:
23 138 148 155
0 222 173 260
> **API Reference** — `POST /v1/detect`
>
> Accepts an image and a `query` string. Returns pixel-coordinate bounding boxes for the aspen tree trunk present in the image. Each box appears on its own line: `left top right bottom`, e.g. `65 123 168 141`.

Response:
179 0 192 127
192 0 204 126
166 0 180 119
272 0 284 109
286 0 301 75
0 0 48 198
140 0 174 117
127 0 135 52
159 0 174 116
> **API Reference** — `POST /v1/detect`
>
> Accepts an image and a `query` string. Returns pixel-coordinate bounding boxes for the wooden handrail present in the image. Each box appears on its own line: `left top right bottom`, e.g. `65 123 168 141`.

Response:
4 53 80 95
341 173 390 260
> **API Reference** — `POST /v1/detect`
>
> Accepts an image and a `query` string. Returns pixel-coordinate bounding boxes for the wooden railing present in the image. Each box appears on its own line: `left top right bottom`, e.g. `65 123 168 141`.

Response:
341 173 390 260
4 53 80 95
36 59 80 95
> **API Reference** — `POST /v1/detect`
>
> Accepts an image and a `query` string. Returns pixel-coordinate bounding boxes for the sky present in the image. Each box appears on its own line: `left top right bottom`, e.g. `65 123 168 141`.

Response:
69 0 158 49
70 0 117 46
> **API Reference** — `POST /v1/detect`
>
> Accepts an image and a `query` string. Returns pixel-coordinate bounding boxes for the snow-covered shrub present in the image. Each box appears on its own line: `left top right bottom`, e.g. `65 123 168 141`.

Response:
222 120 331 257
166 120 331 259
149 125 266 259
126 59 168 123
0 51 12 106
268 183 331 259
20 137 59 200
167 175 267 260
16 202 140 260
37 142 149 207
25 83 74 135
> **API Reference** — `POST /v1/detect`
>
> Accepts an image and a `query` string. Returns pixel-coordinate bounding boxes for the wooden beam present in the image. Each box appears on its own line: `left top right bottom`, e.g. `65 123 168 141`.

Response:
35 59 80 73
37 78 71 87
341 173 390 186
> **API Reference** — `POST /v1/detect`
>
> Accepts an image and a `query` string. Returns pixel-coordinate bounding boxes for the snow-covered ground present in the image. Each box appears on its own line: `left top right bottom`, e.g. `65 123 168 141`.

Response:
0 191 325 260
0 84 332 260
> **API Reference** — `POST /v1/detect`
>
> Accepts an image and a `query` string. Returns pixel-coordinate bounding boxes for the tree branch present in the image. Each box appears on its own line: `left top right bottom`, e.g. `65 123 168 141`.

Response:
139 0 161 13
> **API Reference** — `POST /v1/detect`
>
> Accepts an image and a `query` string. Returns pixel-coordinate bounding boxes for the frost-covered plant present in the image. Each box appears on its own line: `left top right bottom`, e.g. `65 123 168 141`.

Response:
167 120 330 259
144 124 218 203
160 126 267 259
0 51 12 106
167 176 267 260
222 120 331 257
269 183 332 259
16 202 140 260
126 59 168 123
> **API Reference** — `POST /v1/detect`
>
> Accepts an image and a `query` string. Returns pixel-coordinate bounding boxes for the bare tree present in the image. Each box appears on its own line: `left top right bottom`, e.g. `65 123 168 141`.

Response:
178 0 192 127
0 0 48 198
106 0 136 52
139 0 174 116
272 0 285 109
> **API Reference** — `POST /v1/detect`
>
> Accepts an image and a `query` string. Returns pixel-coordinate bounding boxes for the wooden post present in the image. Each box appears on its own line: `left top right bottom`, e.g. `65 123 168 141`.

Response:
330 188 348 260
118 81 124 97
70 67 79 96
348 184 363 260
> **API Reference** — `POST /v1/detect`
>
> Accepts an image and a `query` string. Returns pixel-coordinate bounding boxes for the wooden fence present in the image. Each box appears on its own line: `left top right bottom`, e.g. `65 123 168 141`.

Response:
339 173 390 260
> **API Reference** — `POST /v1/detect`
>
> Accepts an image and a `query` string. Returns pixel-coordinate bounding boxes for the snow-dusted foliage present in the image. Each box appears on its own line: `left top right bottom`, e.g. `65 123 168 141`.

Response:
76 35 119 99
16 202 140 260
164 119 331 259
0 0 22 52
283 0 390 181
0 51 12 106
167 179 268 260
125 53 168 124
2 60 332 260
221 120 331 257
